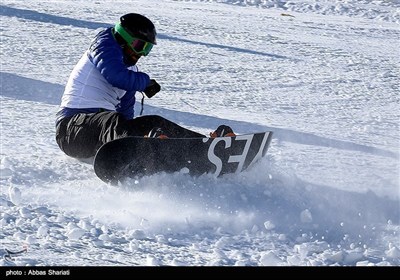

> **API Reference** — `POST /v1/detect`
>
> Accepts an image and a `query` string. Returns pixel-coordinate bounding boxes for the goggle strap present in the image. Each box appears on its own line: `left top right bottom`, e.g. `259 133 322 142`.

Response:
114 23 152 56
115 22 135 46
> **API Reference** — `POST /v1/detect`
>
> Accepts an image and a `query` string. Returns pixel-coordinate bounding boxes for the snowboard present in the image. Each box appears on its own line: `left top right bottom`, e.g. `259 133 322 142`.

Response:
93 131 273 184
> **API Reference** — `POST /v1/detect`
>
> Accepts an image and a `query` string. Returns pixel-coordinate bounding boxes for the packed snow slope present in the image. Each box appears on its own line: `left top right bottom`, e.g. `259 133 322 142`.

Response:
1 0 399 266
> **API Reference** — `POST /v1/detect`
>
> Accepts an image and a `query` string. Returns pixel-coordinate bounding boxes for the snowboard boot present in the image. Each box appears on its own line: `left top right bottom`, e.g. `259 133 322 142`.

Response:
146 127 169 139
210 125 236 138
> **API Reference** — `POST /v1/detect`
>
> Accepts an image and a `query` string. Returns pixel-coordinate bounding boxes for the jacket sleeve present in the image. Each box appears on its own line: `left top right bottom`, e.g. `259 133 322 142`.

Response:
116 90 136 119
88 29 150 92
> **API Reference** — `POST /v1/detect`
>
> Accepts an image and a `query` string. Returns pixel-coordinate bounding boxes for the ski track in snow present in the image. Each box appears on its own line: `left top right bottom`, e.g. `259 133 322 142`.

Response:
0 0 399 266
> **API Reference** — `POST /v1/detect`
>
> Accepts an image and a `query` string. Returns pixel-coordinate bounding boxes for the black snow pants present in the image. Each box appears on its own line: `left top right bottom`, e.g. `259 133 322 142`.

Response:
55 111 205 159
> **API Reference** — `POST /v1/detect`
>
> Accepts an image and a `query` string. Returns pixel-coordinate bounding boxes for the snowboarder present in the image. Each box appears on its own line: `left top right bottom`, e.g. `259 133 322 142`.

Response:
55 13 235 159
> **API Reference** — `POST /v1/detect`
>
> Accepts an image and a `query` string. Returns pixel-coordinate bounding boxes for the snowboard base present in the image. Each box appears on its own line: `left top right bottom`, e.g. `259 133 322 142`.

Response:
94 132 272 184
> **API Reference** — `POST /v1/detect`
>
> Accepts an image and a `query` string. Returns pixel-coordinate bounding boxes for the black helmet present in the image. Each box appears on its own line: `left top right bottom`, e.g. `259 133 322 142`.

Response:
117 13 157 45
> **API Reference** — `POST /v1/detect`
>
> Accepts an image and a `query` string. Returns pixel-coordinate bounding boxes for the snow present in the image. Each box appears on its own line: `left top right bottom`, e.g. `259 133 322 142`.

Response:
1 0 399 267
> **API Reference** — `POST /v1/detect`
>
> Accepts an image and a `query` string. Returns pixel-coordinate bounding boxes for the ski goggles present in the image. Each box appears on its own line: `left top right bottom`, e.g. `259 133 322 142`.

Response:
115 23 154 56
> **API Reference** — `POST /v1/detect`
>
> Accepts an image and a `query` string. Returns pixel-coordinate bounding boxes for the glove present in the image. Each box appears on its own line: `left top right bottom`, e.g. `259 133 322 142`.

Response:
143 79 161 98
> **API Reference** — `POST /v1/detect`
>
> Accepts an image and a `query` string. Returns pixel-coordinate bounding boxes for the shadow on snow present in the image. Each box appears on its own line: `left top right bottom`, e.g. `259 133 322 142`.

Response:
1 71 396 159
0 5 291 60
